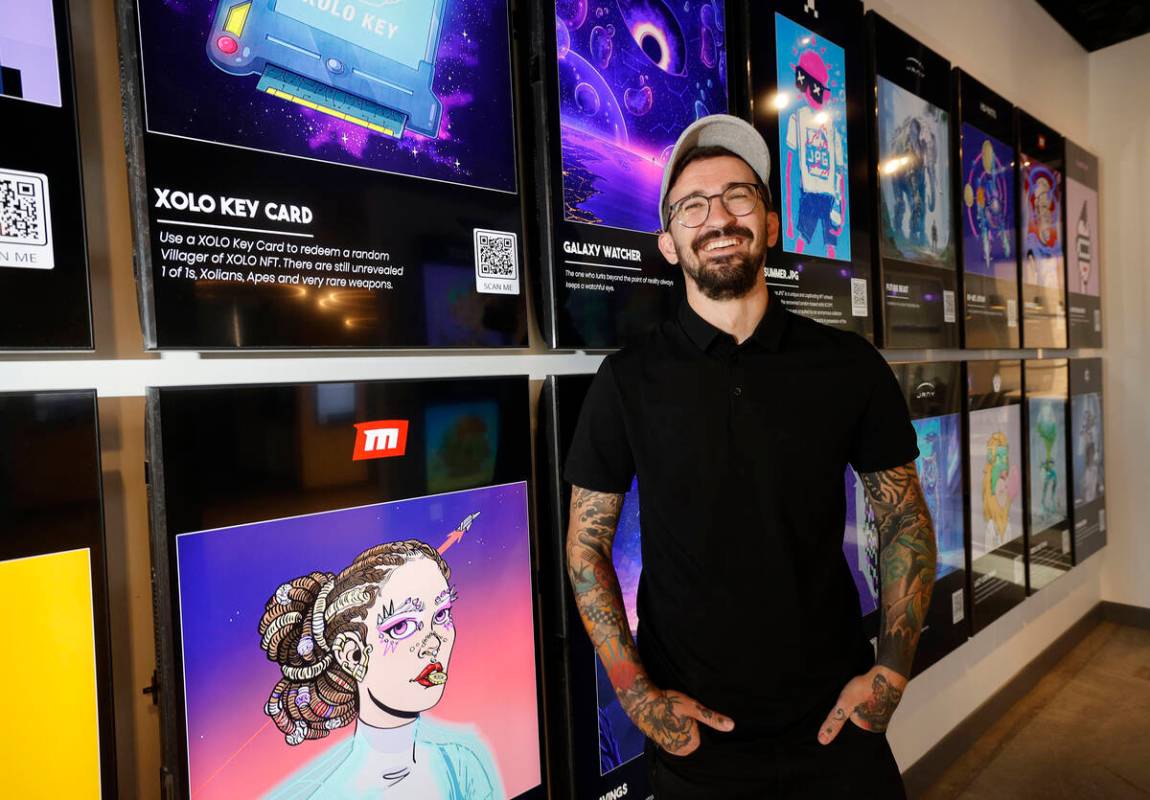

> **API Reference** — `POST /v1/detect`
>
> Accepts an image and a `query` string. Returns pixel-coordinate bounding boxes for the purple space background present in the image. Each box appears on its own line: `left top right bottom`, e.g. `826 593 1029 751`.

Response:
961 123 1016 281
137 0 517 192
557 0 728 233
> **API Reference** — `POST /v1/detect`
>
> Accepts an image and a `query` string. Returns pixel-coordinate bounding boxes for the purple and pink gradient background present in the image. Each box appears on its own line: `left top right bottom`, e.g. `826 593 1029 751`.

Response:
174 481 540 799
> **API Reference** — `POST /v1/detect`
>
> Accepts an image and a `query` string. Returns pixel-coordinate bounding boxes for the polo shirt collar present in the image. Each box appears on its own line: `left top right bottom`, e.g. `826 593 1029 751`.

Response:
677 290 787 353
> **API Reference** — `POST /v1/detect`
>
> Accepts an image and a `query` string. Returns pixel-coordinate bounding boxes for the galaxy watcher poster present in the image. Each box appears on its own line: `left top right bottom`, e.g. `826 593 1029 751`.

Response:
966 360 1027 634
954 70 1019 348
120 0 528 349
1017 110 1067 349
533 0 729 348
146 377 547 799
893 361 967 672
746 0 873 340
538 375 653 800
869 14 958 349
1023 359 1072 593
1065 139 1102 348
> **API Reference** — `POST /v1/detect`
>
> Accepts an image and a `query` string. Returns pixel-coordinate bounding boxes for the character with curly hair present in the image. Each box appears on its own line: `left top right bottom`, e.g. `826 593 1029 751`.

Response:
981 432 1016 550
258 538 503 799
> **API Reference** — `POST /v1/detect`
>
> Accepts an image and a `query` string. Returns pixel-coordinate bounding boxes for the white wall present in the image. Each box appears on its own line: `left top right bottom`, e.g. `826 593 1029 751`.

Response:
1088 34 1150 609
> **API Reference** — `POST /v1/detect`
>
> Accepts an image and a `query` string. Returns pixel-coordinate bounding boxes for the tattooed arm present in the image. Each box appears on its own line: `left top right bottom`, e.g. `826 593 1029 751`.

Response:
567 485 733 755
818 462 937 743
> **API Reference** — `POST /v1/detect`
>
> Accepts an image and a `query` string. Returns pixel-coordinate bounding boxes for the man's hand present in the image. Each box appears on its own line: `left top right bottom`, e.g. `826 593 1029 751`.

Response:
817 666 907 744
620 682 734 756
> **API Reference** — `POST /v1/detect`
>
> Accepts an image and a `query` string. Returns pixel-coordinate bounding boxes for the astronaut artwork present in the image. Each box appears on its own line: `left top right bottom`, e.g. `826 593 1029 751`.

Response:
775 13 850 262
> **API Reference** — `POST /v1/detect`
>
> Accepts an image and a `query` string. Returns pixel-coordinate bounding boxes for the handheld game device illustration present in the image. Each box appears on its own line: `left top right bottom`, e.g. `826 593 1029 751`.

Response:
207 0 448 138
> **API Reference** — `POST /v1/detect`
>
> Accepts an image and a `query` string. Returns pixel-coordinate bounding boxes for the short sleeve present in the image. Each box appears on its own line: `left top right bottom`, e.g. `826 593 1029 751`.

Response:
847 346 919 474
563 357 636 494
785 113 797 149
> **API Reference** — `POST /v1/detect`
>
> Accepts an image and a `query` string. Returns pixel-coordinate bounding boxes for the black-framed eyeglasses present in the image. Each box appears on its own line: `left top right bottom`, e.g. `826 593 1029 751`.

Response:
669 183 763 228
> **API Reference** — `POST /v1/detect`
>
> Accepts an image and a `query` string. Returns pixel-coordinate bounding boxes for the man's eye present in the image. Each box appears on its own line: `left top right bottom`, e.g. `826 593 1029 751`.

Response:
680 198 708 213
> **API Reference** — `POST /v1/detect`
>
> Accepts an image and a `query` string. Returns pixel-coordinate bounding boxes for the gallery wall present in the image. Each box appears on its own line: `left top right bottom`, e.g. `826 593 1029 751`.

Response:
1 1 1142 795
1087 33 1150 612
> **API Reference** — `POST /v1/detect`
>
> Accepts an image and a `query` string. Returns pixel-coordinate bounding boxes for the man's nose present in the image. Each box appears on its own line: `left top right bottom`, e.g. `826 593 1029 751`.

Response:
702 196 736 229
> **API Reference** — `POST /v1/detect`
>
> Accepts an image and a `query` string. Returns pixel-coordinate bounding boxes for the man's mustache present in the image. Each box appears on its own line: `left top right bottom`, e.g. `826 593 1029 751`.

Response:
693 225 755 255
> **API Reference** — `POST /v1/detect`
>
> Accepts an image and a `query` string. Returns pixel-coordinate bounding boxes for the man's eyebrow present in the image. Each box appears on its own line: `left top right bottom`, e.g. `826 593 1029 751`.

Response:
673 181 755 202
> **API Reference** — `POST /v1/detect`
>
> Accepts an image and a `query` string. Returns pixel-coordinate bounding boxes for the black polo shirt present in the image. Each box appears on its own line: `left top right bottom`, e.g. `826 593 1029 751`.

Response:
564 296 917 741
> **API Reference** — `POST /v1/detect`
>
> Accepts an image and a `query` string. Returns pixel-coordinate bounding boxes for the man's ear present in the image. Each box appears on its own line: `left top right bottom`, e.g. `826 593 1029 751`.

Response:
658 230 680 264
766 210 780 249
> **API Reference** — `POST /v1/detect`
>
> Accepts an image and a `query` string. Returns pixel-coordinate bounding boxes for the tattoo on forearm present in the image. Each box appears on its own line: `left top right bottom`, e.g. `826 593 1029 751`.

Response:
852 673 904 732
567 487 690 749
860 462 937 679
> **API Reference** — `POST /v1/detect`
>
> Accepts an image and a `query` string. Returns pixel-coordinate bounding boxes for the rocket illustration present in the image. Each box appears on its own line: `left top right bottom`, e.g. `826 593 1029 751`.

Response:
438 512 480 554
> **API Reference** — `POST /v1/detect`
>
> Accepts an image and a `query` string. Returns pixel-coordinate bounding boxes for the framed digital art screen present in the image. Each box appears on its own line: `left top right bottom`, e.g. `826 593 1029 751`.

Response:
538 374 651 800
0 390 117 798
1065 139 1101 348
146 376 546 799
119 0 528 349
953 70 1019 349
966 359 1026 634
1017 110 1066 349
890 361 967 674
868 14 958 349
745 0 873 339
1069 358 1106 563
529 0 731 348
0 0 92 349
1023 359 1072 593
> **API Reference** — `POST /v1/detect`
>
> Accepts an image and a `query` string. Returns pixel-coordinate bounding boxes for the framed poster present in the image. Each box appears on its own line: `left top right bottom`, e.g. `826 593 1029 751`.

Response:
119 0 528 349
539 374 650 800
888 361 967 674
1069 358 1106 563
0 390 117 797
745 0 873 339
868 14 958 348
953 70 1019 348
1065 140 1101 347
1017 111 1066 349
965 359 1026 634
1022 359 1072 592
529 0 731 348
146 377 546 799
0 0 92 349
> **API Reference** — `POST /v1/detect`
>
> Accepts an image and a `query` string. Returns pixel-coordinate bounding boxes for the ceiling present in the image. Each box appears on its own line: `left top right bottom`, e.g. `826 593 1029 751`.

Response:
1036 0 1150 52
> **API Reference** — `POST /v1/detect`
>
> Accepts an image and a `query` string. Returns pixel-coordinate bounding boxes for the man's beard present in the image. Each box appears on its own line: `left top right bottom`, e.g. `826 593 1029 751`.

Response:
678 225 764 301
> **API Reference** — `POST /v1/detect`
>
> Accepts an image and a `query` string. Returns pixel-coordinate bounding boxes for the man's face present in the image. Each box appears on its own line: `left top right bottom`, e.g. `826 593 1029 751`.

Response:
658 155 779 301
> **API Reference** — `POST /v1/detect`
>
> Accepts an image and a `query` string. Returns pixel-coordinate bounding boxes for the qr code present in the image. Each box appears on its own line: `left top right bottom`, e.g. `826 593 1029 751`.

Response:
943 290 956 323
1 176 47 244
0 168 54 270
473 228 519 295
850 278 868 317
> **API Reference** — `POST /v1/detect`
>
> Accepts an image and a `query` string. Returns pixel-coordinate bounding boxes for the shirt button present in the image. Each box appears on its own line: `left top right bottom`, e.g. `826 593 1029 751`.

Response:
733 386 743 397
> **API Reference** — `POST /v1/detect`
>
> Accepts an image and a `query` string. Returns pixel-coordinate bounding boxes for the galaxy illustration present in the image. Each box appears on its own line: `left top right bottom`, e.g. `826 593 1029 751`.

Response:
961 123 1016 281
556 0 728 233
593 476 644 774
137 0 518 192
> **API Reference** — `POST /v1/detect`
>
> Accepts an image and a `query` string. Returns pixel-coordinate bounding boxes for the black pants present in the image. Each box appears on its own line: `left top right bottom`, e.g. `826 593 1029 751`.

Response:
646 719 906 799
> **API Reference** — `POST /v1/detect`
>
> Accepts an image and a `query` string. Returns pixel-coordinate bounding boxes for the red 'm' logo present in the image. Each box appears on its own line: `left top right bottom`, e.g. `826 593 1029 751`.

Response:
352 420 409 460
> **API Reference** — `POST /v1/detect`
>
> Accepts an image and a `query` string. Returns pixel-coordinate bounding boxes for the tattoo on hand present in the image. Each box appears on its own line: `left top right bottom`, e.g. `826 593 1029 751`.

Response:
852 673 904 732
860 463 938 678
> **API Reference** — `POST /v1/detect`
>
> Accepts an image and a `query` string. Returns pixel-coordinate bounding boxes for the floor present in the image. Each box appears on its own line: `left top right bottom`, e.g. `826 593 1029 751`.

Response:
922 622 1150 799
